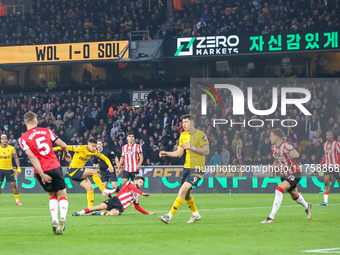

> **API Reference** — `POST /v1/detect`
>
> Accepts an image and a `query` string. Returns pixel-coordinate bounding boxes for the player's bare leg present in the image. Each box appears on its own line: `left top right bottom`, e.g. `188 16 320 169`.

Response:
110 181 118 190
262 181 291 223
185 189 201 223
319 175 331 205
80 178 95 207
288 187 311 220
72 202 108 216
83 168 115 197
10 182 22 206
159 182 192 224
103 181 108 189
121 178 128 187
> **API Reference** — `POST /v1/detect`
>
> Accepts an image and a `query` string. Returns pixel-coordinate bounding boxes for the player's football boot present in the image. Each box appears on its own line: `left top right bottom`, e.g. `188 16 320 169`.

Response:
102 189 116 197
261 217 274 223
158 215 171 224
187 214 201 223
318 202 329 206
16 201 23 206
306 203 312 220
72 211 80 216
52 221 59 234
56 218 66 235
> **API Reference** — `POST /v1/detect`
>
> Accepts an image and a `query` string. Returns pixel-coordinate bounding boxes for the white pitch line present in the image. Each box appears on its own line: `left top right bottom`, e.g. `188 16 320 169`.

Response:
302 248 340 253
1 203 339 220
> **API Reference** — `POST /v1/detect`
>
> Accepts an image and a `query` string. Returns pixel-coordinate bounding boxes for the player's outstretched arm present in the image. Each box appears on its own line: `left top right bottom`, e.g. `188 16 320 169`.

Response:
160 146 184 158
24 148 51 184
134 203 155 214
54 139 71 162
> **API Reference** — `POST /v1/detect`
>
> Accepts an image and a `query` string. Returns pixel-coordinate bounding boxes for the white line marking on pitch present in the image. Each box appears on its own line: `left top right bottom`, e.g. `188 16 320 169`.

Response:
1 203 339 220
302 248 340 253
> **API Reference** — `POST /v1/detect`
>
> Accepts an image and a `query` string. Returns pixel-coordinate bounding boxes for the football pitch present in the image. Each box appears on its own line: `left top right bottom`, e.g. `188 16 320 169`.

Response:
1 193 339 255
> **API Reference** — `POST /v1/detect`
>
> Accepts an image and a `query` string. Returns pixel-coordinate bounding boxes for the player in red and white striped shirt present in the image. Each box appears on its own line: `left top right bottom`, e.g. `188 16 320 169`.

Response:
72 176 156 216
261 128 312 223
318 131 340 206
117 132 144 188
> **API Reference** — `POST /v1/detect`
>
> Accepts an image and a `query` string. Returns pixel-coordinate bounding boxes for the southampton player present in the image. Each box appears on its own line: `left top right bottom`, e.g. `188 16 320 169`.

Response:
19 111 71 235
72 176 156 216
116 132 143 188
93 139 119 189
0 134 23 206
261 128 312 223
318 131 340 206
54 139 116 207
158 114 209 224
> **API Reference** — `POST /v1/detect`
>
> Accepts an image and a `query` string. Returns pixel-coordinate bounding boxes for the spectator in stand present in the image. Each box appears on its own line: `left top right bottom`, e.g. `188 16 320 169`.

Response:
220 145 230 165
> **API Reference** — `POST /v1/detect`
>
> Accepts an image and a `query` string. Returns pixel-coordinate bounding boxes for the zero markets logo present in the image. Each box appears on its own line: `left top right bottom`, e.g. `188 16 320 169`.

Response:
174 36 240 56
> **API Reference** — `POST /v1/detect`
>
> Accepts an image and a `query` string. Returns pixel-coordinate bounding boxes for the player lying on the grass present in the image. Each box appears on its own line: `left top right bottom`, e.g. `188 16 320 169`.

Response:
319 131 340 206
54 138 116 207
0 134 23 206
19 111 71 235
72 176 156 216
158 114 209 224
261 128 312 224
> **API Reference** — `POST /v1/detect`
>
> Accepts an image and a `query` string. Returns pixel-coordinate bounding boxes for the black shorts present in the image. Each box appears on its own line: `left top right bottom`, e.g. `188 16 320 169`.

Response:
281 172 301 192
324 168 340 179
36 167 66 193
122 171 139 181
181 168 203 188
103 196 124 214
100 170 117 183
0 169 16 182
68 168 85 183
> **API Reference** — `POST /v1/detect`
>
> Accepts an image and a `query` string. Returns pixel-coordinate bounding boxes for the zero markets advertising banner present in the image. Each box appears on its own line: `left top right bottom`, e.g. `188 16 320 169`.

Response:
0 167 338 194
0 40 129 64
163 31 340 57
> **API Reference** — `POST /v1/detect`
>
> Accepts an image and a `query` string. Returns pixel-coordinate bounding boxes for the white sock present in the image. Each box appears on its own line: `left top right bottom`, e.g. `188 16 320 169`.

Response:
166 212 173 219
193 211 200 217
324 193 329 203
59 197 69 220
269 189 283 219
49 197 59 223
294 194 308 210
79 210 86 215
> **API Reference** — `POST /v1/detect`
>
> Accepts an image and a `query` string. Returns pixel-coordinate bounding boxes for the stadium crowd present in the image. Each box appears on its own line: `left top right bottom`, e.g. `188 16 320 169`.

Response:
0 80 339 170
1 0 339 46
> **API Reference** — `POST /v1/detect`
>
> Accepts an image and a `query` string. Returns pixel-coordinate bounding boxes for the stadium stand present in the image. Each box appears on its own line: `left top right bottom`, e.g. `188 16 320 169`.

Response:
0 80 339 168
1 0 340 45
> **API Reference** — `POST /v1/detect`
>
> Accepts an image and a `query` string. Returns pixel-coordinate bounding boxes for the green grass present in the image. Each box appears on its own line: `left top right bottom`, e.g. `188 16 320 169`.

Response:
0 192 340 255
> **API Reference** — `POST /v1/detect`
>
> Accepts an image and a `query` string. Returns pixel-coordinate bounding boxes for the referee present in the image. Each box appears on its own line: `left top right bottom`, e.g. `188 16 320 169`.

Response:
94 140 119 190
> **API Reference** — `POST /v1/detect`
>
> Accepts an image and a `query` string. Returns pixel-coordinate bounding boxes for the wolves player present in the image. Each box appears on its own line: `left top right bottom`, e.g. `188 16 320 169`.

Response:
261 128 312 223
72 176 156 216
319 131 340 205
158 114 209 224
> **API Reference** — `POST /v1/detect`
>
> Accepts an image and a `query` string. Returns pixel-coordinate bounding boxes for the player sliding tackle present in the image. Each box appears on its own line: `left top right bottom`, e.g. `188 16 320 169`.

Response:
72 177 156 216
318 131 340 206
158 114 209 224
261 128 312 223
54 138 116 207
